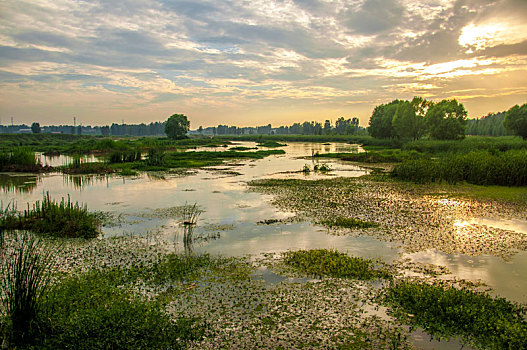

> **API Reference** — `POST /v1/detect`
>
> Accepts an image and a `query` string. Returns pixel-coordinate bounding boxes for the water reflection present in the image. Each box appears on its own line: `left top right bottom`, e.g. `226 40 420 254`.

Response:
0 173 40 194
63 174 111 190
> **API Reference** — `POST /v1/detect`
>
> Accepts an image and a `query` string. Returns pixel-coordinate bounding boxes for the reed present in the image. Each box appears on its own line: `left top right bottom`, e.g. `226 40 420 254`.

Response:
0 233 52 346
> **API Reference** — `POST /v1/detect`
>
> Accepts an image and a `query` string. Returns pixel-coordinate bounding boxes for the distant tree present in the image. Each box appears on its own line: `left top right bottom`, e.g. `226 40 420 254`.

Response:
504 103 527 139
100 126 110 137
31 122 41 134
426 99 467 140
77 125 82 136
323 120 332 134
164 114 190 140
198 126 203 135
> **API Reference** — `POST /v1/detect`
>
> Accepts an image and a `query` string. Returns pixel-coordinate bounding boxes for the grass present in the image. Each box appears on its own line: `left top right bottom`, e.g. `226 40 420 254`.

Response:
257 141 286 148
37 268 206 349
392 149 527 186
0 192 100 238
313 149 422 163
0 233 53 346
0 148 44 172
320 217 377 229
384 281 527 349
63 155 113 174
283 249 388 280
403 136 527 154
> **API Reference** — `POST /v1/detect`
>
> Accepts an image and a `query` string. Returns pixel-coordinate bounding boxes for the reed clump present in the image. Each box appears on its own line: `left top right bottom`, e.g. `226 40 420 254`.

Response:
392 150 527 186
0 193 99 238
0 148 44 172
0 233 53 347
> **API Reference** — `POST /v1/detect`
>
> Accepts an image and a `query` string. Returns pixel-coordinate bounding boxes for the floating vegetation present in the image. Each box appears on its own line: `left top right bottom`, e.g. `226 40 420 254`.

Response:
302 164 311 174
313 163 331 173
0 192 100 239
283 249 389 280
320 216 378 229
249 177 527 258
384 281 527 349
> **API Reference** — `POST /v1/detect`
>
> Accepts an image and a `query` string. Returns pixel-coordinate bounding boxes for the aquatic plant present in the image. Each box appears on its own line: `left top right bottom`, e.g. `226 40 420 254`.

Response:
108 149 142 163
302 164 311 173
0 148 43 172
257 141 286 148
0 192 99 239
283 249 388 280
320 217 377 229
313 163 332 172
38 268 206 349
63 155 112 174
384 281 527 349
0 233 53 346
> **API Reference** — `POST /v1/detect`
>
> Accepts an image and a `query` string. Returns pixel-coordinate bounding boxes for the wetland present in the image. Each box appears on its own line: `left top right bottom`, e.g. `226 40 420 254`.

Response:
1 137 526 349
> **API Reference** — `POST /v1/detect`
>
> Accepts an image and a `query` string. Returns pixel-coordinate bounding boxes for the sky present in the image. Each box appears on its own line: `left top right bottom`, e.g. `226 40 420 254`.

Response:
1 0 526 128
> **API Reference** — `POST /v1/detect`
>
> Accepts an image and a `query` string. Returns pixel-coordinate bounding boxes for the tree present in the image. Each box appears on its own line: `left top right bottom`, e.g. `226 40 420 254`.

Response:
426 99 467 140
392 101 426 140
198 126 203 135
323 120 332 134
368 100 401 138
31 122 41 134
164 114 190 140
100 126 110 137
504 103 527 139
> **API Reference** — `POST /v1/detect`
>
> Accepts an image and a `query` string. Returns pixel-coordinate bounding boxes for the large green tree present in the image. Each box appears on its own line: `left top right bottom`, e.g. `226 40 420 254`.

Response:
504 103 527 139
368 100 401 138
426 99 467 140
392 101 426 140
164 114 190 139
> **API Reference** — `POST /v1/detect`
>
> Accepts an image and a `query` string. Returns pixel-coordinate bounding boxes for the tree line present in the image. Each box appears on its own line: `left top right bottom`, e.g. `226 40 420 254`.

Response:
368 98 527 140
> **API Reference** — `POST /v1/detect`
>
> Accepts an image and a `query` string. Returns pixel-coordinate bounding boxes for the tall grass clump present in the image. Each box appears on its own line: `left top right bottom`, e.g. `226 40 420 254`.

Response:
283 249 388 280
392 150 527 186
0 148 41 171
108 149 142 163
0 233 52 346
63 155 112 174
0 193 99 238
403 136 527 154
145 147 166 166
385 282 527 349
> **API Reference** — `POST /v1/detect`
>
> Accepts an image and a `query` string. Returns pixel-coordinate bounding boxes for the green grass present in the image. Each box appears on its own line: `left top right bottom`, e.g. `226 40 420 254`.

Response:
384 282 527 349
0 192 100 238
283 249 388 280
313 149 422 163
257 141 286 148
403 136 527 154
0 148 43 172
320 217 377 229
392 149 527 186
38 268 205 350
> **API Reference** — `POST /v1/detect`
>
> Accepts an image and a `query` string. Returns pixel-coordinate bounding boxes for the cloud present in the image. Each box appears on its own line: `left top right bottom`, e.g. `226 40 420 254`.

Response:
0 0 526 126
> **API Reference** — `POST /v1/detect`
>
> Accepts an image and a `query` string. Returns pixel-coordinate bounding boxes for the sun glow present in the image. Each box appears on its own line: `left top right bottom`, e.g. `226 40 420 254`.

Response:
459 20 527 51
